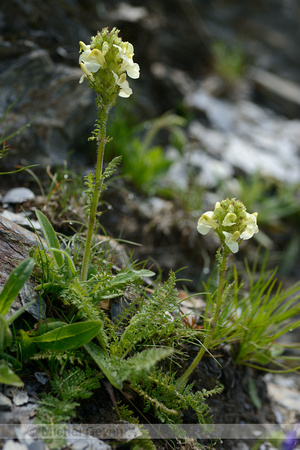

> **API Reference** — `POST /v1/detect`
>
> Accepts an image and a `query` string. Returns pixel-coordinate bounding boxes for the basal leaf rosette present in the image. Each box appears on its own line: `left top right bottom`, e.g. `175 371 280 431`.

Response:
197 198 258 253
79 27 140 106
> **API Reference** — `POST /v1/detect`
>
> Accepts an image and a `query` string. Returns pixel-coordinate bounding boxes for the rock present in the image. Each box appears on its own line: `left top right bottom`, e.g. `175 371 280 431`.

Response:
3 441 28 450
2 188 35 204
0 393 12 411
249 67 300 118
34 372 50 386
266 374 300 411
13 390 29 406
66 430 111 450
185 88 300 185
0 211 41 231
0 214 47 320
0 49 96 167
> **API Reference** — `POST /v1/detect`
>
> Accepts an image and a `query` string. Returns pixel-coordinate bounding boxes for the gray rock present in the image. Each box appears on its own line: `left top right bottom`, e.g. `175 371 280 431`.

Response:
20 282 46 321
2 188 35 204
0 211 41 231
13 390 29 406
0 392 12 410
0 49 96 167
34 372 50 385
3 441 28 450
185 87 300 185
66 430 111 450
249 67 300 118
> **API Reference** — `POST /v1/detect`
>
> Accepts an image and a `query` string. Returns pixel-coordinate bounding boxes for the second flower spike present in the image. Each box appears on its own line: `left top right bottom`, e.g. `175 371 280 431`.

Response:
197 198 258 253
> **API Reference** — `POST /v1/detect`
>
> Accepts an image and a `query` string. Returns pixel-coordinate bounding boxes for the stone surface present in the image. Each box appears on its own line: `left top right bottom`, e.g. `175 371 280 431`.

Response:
3 441 28 450
0 393 12 411
1 188 35 204
184 88 300 186
13 391 29 407
0 214 47 320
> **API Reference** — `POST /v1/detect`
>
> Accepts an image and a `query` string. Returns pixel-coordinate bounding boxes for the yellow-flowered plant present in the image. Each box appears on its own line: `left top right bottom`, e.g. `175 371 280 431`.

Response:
79 27 139 102
79 28 140 282
197 198 258 253
179 198 258 386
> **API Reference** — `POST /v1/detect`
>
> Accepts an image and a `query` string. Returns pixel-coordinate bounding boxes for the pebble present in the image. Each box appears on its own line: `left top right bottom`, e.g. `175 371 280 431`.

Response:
1 188 35 204
0 393 12 410
34 372 50 385
13 390 29 406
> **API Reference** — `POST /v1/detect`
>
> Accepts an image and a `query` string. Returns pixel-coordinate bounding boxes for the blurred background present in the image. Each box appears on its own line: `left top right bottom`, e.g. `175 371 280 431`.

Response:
0 0 300 288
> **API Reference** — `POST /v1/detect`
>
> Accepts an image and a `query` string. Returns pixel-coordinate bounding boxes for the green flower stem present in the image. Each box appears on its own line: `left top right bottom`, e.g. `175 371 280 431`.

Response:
81 105 110 282
178 249 227 387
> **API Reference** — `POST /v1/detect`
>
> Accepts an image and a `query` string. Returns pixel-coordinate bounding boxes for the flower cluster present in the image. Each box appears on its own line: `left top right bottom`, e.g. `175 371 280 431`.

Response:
197 198 258 253
79 27 140 105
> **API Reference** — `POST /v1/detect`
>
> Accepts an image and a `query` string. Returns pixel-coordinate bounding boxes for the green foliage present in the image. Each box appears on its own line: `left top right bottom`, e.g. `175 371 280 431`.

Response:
107 106 187 194
35 367 101 449
0 258 35 316
224 173 300 226
212 40 247 83
31 320 103 351
0 258 35 387
202 252 300 372
26 217 217 437
0 360 24 387
136 371 222 425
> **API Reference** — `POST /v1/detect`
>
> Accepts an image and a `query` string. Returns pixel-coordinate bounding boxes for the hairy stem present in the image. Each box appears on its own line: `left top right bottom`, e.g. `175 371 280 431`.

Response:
81 105 110 282
178 250 227 387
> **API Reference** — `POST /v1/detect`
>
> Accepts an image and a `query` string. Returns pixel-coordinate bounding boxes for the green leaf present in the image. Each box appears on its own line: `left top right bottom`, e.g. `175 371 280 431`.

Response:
0 258 35 316
0 314 12 352
248 376 262 409
19 329 36 361
7 299 37 324
84 342 123 390
111 269 155 286
48 248 76 275
35 210 63 268
31 321 102 351
29 320 67 336
119 347 174 383
0 360 23 387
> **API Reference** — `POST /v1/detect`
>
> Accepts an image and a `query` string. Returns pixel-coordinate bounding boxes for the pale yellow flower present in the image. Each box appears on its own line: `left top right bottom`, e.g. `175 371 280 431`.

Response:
222 231 240 253
79 28 140 100
112 71 132 98
197 211 218 235
197 199 258 253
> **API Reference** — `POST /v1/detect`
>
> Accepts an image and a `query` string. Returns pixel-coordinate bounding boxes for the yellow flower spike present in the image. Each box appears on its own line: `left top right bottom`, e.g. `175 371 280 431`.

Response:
79 28 139 100
197 198 258 254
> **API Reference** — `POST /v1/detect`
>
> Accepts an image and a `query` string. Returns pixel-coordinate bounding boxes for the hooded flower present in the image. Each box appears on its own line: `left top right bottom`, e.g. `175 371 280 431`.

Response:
79 44 106 83
79 28 140 102
197 198 258 253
